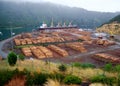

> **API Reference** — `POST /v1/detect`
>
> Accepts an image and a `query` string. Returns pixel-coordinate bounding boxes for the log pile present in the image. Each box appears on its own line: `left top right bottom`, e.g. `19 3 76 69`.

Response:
78 35 91 41
37 46 53 57
48 45 68 57
66 42 87 53
25 38 32 44
31 49 46 59
52 37 65 42
21 48 32 57
20 39 26 45
96 39 115 46
14 39 21 46
93 53 120 64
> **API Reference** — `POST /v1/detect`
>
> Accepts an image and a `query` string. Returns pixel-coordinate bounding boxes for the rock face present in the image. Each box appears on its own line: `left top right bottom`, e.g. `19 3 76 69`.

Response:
96 22 120 35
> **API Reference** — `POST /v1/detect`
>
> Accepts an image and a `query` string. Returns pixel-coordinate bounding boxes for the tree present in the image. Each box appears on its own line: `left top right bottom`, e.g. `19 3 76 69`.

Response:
7 51 17 66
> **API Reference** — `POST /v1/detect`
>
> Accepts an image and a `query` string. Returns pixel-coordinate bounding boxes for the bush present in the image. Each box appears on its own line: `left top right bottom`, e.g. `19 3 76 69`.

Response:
114 65 120 73
17 54 25 61
63 75 82 85
104 63 113 72
90 74 116 85
7 51 17 66
26 72 49 86
117 74 120 86
72 62 95 68
0 70 14 86
58 64 67 72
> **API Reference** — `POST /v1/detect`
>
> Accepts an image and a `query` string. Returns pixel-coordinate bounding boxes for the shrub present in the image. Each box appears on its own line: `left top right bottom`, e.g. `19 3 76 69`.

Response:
63 75 82 85
80 63 95 68
26 72 49 86
17 54 25 61
7 51 17 66
72 62 81 67
0 70 14 86
114 65 120 73
104 63 113 72
58 64 67 72
90 74 116 85
117 74 120 86
72 62 95 68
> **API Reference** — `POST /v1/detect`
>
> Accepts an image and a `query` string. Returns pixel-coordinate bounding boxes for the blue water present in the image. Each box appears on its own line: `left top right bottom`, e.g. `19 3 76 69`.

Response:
0 27 37 40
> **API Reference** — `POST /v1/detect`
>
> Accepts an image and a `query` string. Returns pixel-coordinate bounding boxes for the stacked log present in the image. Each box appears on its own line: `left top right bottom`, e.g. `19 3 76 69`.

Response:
14 39 21 46
25 38 32 44
20 39 26 45
31 39 38 44
96 39 116 46
41 37 55 43
96 39 104 45
37 46 53 57
21 48 32 57
48 45 68 57
53 37 64 42
29 46 37 50
66 43 87 53
31 49 46 59
93 53 120 64
78 35 91 41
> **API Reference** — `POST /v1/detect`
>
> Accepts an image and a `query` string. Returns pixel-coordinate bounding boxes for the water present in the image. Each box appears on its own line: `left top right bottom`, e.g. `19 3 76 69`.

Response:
0 27 37 40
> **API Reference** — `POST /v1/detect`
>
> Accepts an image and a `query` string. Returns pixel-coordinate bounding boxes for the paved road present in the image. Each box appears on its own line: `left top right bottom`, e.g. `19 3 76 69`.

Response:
67 44 120 59
48 44 120 64
0 35 17 58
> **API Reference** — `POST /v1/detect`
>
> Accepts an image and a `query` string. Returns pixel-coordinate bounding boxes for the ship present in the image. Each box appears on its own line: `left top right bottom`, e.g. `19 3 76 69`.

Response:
38 21 78 30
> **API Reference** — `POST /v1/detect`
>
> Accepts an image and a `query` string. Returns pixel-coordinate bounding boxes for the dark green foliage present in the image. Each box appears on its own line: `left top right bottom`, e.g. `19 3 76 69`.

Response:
17 54 25 61
114 65 120 73
72 62 95 68
7 51 17 66
63 75 82 85
90 74 116 85
109 15 120 23
0 70 15 86
104 63 113 72
117 74 120 86
0 1 119 28
58 64 67 72
26 72 48 86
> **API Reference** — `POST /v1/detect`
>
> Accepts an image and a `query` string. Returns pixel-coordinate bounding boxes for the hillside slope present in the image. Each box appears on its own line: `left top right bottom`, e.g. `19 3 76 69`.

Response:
0 1 119 28
97 15 120 35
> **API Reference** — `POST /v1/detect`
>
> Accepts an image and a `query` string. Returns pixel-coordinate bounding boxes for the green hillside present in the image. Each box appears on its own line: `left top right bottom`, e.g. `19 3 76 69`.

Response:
109 14 120 23
0 1 119 28
97 14 120 34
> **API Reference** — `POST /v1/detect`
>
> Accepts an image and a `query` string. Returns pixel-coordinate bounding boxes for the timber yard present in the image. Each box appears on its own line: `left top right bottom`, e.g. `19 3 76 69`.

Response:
0 22 120 67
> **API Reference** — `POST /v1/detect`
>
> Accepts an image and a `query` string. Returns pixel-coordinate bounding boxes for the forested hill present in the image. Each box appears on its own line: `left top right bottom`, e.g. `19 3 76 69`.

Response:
0 1 119 28
108 15 120 23
97 14 120 34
